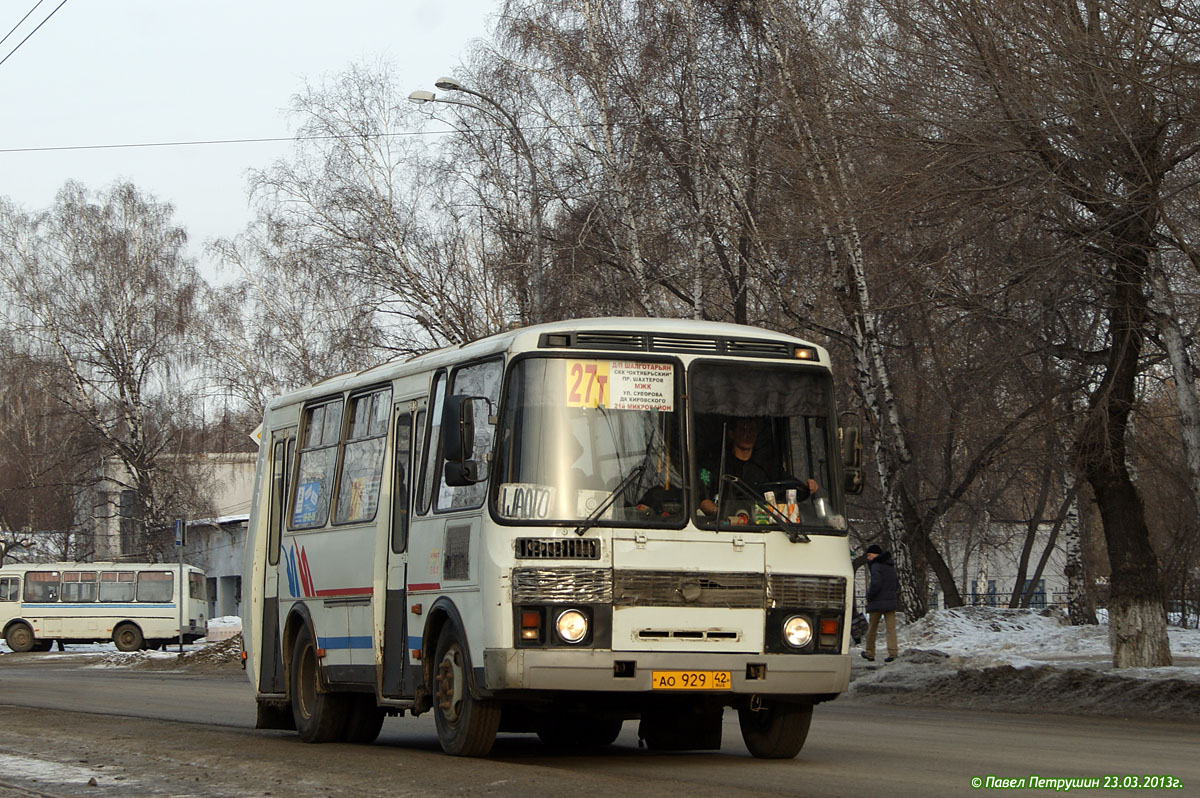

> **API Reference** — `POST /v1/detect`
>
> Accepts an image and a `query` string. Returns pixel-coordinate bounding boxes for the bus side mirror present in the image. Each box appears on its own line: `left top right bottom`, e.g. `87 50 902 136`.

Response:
442 394 481 486
839 423 864 496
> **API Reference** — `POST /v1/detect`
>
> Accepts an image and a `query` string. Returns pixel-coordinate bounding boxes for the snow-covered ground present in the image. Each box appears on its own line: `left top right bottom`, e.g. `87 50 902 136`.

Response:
849 606 1200 719
883 605 1200 677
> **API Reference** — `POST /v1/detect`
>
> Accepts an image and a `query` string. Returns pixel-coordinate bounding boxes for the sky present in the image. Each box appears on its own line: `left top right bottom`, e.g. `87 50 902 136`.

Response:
0 0 499 276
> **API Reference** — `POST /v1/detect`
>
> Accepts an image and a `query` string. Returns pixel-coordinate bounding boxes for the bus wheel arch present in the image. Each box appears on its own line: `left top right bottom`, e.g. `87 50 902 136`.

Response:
4 620 36 653
112 622 145 652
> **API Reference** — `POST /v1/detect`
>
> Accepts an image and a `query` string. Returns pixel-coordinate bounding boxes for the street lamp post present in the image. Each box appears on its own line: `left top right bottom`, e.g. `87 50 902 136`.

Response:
409 78 544 321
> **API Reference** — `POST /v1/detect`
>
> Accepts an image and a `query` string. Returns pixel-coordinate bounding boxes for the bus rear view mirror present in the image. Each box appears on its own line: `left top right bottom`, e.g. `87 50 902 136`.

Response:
442 394 483 485
839 421 864 496
442 394 476 462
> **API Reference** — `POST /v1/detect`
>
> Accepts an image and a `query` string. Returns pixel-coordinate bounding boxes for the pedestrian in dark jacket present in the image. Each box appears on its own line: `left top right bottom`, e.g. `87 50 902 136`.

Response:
862 544 899 662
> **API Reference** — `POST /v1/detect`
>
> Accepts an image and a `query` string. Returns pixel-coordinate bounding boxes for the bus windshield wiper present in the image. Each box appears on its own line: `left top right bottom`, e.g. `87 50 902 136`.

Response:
719 475 809 543
573 463 646 537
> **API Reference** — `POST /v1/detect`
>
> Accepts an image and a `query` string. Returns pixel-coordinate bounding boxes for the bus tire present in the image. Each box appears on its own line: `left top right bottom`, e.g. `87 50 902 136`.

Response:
342 694 386 744
537 714 623 749
432 627 500 756
5 622 35 653
113 623 145 652
290 625 348 743
737 701 812 759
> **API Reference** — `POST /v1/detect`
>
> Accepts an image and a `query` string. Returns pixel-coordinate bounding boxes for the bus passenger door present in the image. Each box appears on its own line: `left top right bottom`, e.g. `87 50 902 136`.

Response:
260 429 294 694
381 407 414 697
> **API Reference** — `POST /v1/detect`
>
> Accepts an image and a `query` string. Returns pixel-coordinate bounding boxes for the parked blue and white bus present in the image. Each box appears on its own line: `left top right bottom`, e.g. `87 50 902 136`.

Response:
243 318 863 757
0 561 207 651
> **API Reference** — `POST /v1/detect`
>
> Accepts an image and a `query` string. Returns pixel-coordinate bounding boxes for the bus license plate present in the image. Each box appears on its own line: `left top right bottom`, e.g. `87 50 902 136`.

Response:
651 670 732 690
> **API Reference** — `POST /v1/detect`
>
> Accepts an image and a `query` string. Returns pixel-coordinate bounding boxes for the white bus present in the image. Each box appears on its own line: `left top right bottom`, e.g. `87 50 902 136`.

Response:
243 318 863 758
0 562 208 652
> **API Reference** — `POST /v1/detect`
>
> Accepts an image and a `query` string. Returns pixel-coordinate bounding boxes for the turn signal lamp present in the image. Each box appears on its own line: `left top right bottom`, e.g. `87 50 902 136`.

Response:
793 346 818 361
520 609 542 641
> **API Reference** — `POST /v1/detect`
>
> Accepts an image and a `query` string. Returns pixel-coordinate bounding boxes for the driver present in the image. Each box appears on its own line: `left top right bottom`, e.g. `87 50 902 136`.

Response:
698 417 817 516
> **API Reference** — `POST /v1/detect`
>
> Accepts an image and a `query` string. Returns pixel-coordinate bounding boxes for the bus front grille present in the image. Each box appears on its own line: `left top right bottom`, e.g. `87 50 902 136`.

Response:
767 575 847 609
614 571 765 609
512 567 613 603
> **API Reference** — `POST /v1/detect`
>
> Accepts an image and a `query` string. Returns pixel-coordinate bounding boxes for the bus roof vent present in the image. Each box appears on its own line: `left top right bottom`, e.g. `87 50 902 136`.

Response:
648 335 719 354
725 338 792 357
515 537 601 560
572 332 646 350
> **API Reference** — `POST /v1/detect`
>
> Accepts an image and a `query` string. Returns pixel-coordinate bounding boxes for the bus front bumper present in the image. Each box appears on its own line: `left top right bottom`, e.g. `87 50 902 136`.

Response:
482 648 850 696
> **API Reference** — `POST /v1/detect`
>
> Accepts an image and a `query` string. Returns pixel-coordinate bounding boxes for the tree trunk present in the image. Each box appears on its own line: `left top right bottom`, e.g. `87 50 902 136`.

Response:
1073 259 1171 666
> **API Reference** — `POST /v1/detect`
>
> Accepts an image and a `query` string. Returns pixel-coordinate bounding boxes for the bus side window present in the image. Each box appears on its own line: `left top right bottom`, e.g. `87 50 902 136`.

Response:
437 358 503 512
137 571 174 603
418 373 447 515
334 387 392 525
0 577 19 601
392 412 412 553
24 571 59 602
291 399 344 529
62 571 98 602
99 571 135 602
267 433 293 565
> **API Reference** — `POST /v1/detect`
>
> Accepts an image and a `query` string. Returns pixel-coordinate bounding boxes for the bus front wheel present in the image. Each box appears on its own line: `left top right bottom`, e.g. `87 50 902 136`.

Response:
290 626 348 743
113 623 144 652
432 627 500 756
737 701 812 759
5 622 35 653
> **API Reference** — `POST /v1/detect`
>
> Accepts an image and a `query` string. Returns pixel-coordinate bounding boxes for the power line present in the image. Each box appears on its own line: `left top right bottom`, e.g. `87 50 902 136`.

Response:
0 0 69 70
0 0 47 51
0 129 438 154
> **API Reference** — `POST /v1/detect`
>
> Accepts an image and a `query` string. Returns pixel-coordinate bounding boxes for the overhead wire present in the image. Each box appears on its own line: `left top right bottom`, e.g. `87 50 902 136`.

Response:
0 0 47 51
0 0 69 70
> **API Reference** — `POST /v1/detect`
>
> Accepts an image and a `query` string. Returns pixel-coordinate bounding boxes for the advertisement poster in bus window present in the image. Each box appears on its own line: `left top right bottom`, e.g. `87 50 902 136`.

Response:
293 480 321 526
566 360 673 411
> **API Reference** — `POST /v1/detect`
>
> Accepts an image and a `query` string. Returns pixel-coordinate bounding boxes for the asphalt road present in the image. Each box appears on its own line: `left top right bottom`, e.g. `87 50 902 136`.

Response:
0 657 1198 797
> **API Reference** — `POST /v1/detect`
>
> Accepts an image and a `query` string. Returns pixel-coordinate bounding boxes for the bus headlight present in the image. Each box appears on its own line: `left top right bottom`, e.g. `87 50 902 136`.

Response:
555 609 589 644
783 615 813 648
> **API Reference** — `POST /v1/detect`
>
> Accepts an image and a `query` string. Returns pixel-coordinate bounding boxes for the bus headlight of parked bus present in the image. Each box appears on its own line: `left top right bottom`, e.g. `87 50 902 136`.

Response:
555 609 589 644
783 615 813 648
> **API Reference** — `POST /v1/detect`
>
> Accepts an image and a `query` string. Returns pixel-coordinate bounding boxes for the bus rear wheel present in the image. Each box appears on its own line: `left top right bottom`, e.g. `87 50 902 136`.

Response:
737 701 812 759
432 627 500 756
290 626 348 743
5 622 35 653
113 623 145 652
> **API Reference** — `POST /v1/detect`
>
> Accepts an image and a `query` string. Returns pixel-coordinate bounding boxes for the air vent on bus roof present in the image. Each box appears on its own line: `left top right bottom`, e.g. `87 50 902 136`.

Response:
648 335 719 354
537 330 801 359
726 339 792 356
573 332 646 350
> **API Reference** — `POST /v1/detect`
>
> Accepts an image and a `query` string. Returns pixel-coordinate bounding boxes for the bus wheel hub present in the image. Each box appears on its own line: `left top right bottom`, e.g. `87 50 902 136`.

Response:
435 651 463 722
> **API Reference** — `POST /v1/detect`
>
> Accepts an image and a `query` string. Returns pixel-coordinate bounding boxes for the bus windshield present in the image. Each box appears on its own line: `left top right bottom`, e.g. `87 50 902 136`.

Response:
494 356 685 526
690 361 842 532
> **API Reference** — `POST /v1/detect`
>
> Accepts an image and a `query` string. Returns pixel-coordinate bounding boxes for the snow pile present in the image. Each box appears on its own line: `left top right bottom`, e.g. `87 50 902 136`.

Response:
850 607 1200 719
204 615 243 641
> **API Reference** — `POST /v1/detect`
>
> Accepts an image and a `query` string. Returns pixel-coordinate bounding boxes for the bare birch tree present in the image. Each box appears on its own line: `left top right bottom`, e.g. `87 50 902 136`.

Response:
0 182 207 559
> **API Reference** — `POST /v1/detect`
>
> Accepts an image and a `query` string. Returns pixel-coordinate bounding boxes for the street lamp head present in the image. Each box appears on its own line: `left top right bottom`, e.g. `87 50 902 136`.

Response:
408 90 436 103
435 76 465 92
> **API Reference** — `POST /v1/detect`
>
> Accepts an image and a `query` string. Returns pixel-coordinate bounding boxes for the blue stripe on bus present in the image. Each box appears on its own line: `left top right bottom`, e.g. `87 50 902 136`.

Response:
20 603 177 610
317 635 374 650
408 635 422 651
